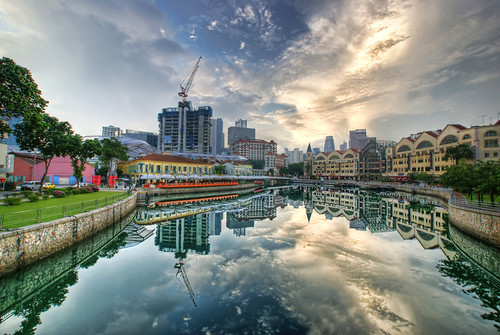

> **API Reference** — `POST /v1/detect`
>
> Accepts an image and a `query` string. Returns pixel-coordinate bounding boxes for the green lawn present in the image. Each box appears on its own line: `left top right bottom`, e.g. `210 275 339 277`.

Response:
0 191 131 229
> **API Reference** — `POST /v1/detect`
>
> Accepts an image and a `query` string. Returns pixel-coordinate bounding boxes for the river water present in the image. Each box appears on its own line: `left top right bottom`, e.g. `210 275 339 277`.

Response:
0 186 498 334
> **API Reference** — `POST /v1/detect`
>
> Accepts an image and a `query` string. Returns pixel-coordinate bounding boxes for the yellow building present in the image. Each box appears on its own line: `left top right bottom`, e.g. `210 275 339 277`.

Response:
119 153 213 182
387 122 499 177
312 149 360 179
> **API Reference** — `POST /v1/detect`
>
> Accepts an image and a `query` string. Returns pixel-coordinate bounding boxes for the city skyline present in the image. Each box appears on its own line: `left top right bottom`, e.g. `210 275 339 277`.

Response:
1 0 499 152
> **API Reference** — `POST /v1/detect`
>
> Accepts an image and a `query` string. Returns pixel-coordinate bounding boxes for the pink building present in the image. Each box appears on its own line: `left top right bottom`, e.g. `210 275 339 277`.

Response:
11 152 95 185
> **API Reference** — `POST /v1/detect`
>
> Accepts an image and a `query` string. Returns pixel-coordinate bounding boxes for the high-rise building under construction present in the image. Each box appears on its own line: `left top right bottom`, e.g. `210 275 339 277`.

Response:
158 102 212 154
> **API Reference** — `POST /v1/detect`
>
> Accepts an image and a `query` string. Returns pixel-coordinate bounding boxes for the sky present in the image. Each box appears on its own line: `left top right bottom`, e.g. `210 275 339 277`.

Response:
1 0 499 152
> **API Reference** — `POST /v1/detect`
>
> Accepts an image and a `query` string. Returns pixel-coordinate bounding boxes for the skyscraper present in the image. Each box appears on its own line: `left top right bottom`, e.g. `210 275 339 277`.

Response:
235 119 247 128
349 129 375 150
324 136 335 152
210 118 224 154
158 102 213 154
227 126 255 146
340 141 348 151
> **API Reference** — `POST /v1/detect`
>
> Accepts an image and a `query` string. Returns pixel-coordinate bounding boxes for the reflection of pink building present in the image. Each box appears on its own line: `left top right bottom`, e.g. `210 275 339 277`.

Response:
11 152 95 185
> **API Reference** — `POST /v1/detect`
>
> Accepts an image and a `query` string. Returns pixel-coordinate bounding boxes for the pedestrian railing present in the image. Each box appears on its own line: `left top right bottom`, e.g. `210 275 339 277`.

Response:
450 193 500 213
0 192 129 230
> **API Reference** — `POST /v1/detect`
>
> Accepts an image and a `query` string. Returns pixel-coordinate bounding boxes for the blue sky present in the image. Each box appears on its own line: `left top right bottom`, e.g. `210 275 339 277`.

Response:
1 0 499 151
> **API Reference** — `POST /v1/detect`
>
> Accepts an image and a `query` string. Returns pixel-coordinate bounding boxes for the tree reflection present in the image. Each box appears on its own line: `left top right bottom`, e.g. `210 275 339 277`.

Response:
13 271 78 335
437 258 500 330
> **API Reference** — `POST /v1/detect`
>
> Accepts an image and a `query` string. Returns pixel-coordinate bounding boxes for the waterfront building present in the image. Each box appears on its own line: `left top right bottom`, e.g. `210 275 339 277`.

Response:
230 138 277 161
102 125 122 138
10 152 94 185
158 103 212 154
123 129 158 149
119 153 213 183
458 121 500 162
324 136 335 152
221 160 253 175
387 122 500 177
210 118 224 155
311 149 360 179
349 129 375 150
264 152 288 175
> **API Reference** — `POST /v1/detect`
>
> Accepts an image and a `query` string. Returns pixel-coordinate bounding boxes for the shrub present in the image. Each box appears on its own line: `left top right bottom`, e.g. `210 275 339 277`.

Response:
53 190 66 198
91 186 99 192
3 197 22 205
4 181 16 191
43 195 49 200
80 187 93 194
21 190 34 198
28 195 40 202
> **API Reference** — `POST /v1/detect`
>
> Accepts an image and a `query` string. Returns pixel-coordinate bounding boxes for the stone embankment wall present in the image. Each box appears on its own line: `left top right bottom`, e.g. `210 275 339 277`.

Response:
0 193 137 277
0 211 136 317
448 204 499 248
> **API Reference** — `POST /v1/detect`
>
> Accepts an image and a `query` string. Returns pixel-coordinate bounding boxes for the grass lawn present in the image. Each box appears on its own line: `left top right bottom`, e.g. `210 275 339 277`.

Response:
470 193 500 203
0 191 131 229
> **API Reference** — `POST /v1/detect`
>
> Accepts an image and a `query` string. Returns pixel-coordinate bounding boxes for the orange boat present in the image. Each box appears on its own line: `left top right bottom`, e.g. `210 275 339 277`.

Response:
145 180 238 189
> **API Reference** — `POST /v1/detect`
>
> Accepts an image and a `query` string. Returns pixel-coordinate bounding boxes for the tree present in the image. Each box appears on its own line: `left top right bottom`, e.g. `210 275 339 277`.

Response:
213 164 226 175
288 162 304 177
14 113 74 192
279 166 288 176
444 144 474 165
0 57 48 137
69 136 102 187
99 138 129 177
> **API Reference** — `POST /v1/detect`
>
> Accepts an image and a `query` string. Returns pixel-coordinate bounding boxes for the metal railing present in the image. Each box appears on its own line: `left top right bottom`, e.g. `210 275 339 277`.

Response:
450 193 500 213
0 192 129 230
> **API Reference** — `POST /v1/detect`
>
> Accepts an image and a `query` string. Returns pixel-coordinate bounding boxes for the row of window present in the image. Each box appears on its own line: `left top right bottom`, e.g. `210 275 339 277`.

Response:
130 164 211 175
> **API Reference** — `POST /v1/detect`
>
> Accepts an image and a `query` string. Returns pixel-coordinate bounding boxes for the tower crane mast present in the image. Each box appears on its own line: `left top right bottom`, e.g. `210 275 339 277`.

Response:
178 57 202 101
175 259 197 307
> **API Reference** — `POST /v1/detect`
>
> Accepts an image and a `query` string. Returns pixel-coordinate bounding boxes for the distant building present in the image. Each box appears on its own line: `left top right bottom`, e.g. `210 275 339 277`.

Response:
324 136 335 152
340 141 348 151
312 147 320 155
123 129 158 149
102 125 122 138
349 129 375 150
265 152 288 175
285 148 303 164
235 119 247 128
158 103 212 154
227 126 256 146
210 118 224 154
230 138 277 161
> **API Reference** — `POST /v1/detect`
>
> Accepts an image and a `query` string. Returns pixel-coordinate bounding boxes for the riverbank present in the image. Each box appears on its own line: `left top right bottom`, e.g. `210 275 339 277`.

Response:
0 192 137 277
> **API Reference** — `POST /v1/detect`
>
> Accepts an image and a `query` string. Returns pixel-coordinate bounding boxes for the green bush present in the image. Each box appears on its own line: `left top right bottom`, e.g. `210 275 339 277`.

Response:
28 195 40 202
21 190 34 198
4 181 16 191
3 197 22 205
43 195 49 200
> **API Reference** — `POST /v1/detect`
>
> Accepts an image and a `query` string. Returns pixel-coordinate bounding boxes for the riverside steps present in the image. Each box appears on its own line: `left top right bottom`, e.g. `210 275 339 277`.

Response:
292 179 499 248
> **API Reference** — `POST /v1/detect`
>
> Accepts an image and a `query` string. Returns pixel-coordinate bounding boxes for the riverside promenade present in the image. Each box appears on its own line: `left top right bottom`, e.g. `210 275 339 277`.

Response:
292 179 500 248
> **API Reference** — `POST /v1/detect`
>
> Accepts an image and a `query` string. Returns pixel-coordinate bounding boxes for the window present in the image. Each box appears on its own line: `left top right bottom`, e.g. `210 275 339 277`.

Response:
485 130 498 137
494 152 499 157
397 145 411 152
462 134 471 140
416 141 433 149
440 135 458 145
485 153 490 158
484 139 499 148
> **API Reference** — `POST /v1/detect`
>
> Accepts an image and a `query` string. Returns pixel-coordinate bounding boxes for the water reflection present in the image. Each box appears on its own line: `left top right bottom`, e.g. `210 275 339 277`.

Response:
1 187 498 334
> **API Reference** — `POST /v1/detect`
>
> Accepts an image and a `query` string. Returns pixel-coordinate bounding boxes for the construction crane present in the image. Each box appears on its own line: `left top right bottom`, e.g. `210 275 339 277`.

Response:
174 259 197 307
178 56 202 101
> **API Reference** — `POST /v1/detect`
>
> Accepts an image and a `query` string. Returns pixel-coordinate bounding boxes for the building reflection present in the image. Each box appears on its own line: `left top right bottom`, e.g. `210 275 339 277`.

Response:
227 191 286 236
304 187 457 259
